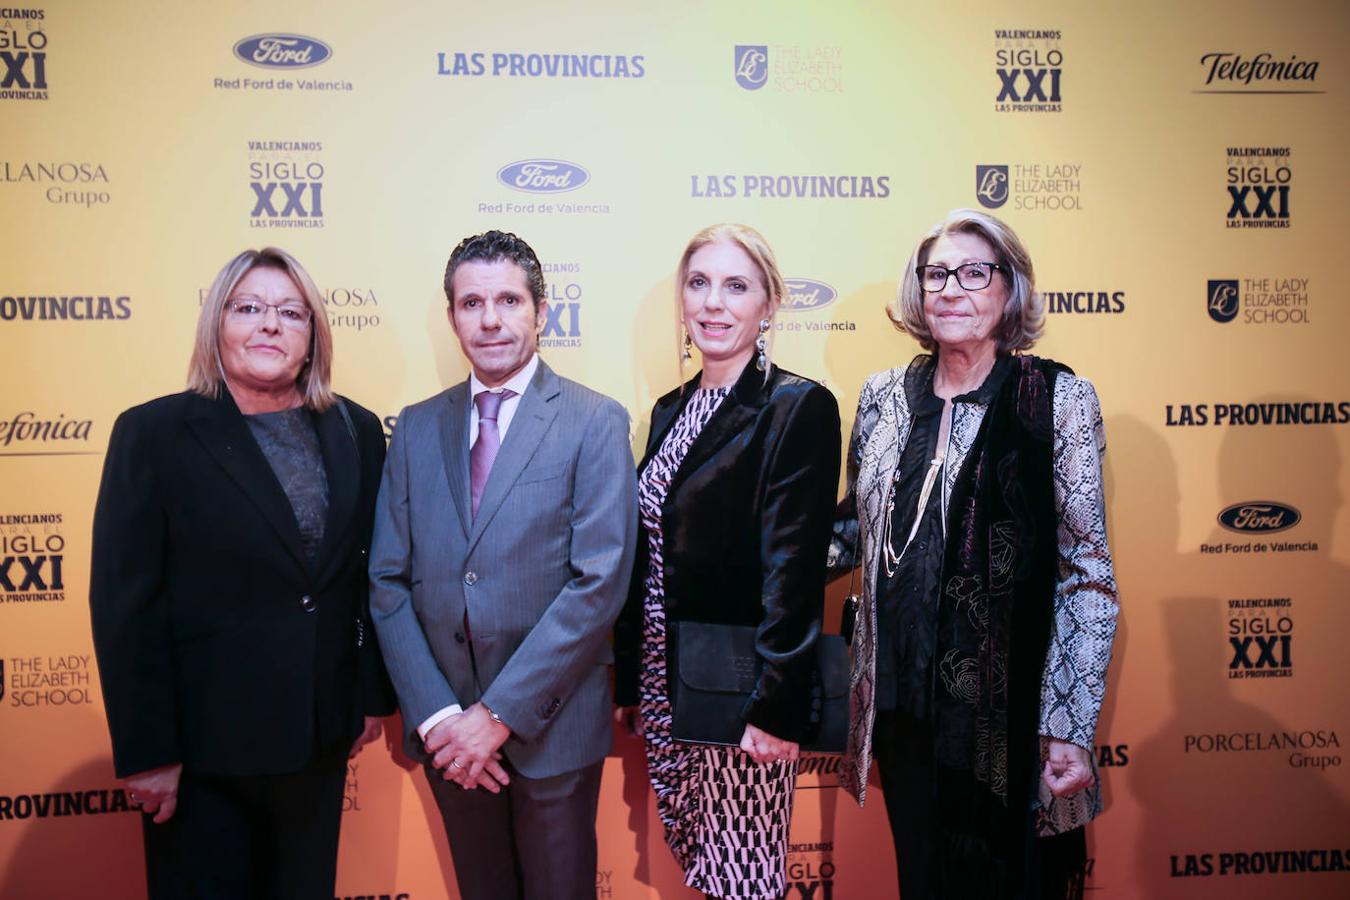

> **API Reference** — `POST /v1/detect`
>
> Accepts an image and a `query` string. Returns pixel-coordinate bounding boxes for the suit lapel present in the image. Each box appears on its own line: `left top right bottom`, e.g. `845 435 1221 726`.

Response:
467 361 559 552
666 361 768 497
310 401 359 581
637 372 699 473
437 384 473 540
186 392 308 573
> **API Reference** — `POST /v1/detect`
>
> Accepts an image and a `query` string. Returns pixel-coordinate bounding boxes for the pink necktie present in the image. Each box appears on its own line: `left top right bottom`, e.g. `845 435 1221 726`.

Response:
470 389 515 518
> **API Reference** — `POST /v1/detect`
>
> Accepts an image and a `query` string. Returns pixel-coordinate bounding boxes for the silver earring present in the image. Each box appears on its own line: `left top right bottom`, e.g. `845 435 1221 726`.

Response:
682 330 693 362
755 318 770 372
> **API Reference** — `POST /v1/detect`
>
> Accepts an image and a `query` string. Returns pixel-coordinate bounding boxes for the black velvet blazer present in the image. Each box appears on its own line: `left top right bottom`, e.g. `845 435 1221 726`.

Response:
614 362 841 743
89 391 395 778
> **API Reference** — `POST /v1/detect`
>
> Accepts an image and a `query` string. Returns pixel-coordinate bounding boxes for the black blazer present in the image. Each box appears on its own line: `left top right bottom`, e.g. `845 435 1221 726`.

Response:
90 390 395 778
614 363 841 743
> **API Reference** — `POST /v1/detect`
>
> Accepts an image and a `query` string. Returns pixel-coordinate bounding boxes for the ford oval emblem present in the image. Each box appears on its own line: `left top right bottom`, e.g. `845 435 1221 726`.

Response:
782 279 838 312
497 159 590 194
234 34 333 70
1218 501 1301 534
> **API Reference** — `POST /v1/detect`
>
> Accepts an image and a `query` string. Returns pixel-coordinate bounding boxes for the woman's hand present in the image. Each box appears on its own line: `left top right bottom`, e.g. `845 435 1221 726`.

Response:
740 723 800 765
613 705 641 738
1042 738 1094 796
349 715 384 758
126 762 183 824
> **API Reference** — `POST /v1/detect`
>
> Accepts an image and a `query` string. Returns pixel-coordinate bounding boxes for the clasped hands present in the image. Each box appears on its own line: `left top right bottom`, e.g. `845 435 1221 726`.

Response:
426 702 512 793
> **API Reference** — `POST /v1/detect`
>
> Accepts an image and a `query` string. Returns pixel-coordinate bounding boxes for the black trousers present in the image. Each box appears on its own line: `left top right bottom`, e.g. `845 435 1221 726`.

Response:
874 708 1088 900
424 756 604 900
140 754 347 900
874 707 938 900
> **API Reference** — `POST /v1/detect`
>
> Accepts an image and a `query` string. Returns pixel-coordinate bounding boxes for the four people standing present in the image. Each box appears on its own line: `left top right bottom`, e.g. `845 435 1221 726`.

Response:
92 214 1115 899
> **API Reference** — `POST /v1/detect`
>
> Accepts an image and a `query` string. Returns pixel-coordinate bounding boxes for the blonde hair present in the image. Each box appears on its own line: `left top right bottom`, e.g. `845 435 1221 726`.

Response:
889 208 1044 353
675 223 785 380
186 247 335 412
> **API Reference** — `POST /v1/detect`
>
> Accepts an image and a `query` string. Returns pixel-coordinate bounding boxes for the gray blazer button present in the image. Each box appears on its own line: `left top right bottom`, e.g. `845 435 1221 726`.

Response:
300 594 316 613
454 631 466 644
464 571 478 585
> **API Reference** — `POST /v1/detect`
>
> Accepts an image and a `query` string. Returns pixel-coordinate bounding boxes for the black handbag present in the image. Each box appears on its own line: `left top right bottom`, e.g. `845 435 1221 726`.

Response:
669 620 849 754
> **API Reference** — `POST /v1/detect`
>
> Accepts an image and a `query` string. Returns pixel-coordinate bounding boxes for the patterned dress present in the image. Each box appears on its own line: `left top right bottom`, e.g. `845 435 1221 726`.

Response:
637 385 798 900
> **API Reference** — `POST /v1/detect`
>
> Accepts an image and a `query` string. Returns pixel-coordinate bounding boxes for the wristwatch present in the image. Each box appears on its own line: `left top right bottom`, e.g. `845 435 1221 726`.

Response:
482 702 506 728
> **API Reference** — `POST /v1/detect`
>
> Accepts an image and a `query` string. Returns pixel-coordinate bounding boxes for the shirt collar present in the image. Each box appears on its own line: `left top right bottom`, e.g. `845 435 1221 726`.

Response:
906 352 1012 411
470 353 538 400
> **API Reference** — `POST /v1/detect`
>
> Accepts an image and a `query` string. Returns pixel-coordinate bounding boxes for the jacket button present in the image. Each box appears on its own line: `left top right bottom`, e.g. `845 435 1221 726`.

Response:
300 594 316 613
454 631 466 644
464 571 478 585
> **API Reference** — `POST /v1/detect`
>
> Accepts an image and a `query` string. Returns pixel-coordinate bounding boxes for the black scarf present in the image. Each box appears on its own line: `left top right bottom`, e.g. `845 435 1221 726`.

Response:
929 354 1085 898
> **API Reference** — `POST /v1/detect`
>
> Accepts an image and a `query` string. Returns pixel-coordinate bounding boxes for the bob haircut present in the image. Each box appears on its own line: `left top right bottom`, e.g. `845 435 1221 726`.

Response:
186 247 335 412
889 208 1044 353
675 223 785 379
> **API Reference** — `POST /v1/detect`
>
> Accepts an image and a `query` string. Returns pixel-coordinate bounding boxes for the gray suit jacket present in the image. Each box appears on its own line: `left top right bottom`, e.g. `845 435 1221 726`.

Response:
369 361 637 779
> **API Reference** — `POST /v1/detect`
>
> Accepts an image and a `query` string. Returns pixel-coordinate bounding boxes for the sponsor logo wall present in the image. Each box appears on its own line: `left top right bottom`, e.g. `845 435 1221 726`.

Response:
1 2 1347 899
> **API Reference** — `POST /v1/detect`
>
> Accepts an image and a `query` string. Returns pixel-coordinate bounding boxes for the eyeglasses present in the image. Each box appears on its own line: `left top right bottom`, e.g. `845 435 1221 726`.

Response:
916 262 1004 293
225 299 313 329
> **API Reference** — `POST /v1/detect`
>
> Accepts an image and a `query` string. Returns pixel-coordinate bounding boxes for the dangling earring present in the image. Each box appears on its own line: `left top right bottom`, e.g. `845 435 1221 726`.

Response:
682 330 693 362
755 318 770 371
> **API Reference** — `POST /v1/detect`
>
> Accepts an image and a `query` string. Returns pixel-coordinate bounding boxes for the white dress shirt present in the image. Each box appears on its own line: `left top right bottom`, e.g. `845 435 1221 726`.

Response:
417 353 539 742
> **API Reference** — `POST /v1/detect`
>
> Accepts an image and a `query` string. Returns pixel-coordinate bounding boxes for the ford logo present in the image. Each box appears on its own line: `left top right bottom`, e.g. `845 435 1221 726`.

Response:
1218 501 1301 534
497 159 590 194
234 34 333 70
782 278 838 312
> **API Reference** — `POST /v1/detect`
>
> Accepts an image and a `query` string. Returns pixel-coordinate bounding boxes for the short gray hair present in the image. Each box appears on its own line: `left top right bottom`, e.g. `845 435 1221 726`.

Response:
889 208 1044 353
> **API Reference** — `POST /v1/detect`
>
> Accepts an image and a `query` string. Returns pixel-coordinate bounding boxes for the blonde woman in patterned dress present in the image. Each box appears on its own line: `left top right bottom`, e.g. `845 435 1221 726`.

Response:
830 209 1119 899
613 224 840 900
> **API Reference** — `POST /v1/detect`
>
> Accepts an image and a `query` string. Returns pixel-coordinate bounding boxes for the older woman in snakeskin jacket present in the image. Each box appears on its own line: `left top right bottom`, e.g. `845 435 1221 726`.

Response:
829 209 1119 900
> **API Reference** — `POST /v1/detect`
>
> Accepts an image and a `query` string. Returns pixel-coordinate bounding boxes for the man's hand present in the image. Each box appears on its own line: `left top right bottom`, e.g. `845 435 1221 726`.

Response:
1042 738 1095 797
430 704 512 792
740 723 800 765
126 763 183 824
349 716 383 758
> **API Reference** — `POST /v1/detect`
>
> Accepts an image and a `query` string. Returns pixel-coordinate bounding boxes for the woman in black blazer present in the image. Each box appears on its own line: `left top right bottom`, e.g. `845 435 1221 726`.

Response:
89 247 395 899
614 224 840 900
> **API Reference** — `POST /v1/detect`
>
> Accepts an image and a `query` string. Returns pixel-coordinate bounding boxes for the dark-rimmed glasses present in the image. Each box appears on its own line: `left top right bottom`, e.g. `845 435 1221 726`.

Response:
916 262 1004 293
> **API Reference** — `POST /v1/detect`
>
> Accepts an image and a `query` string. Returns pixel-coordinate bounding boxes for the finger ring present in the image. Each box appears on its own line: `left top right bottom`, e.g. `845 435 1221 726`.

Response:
451 760 464 769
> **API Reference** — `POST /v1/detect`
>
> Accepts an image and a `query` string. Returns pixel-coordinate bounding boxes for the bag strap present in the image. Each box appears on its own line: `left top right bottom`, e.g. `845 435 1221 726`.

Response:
335 397 360 464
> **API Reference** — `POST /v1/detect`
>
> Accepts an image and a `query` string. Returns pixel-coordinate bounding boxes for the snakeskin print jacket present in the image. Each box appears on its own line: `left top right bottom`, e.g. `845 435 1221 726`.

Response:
829 355 1119 836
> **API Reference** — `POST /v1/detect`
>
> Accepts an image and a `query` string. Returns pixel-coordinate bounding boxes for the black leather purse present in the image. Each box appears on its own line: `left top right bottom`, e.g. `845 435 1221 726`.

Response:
669 620 848 753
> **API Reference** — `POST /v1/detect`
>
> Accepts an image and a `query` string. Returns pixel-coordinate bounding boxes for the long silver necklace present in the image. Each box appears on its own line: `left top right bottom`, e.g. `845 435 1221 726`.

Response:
881 442 946 578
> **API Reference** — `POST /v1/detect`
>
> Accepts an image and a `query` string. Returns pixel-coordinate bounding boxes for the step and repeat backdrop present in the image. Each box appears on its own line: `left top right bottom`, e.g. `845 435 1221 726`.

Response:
2 1 1348 897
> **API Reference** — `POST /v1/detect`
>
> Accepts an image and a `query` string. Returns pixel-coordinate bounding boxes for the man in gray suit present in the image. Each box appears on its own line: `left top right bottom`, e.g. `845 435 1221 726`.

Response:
369 230 637 900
